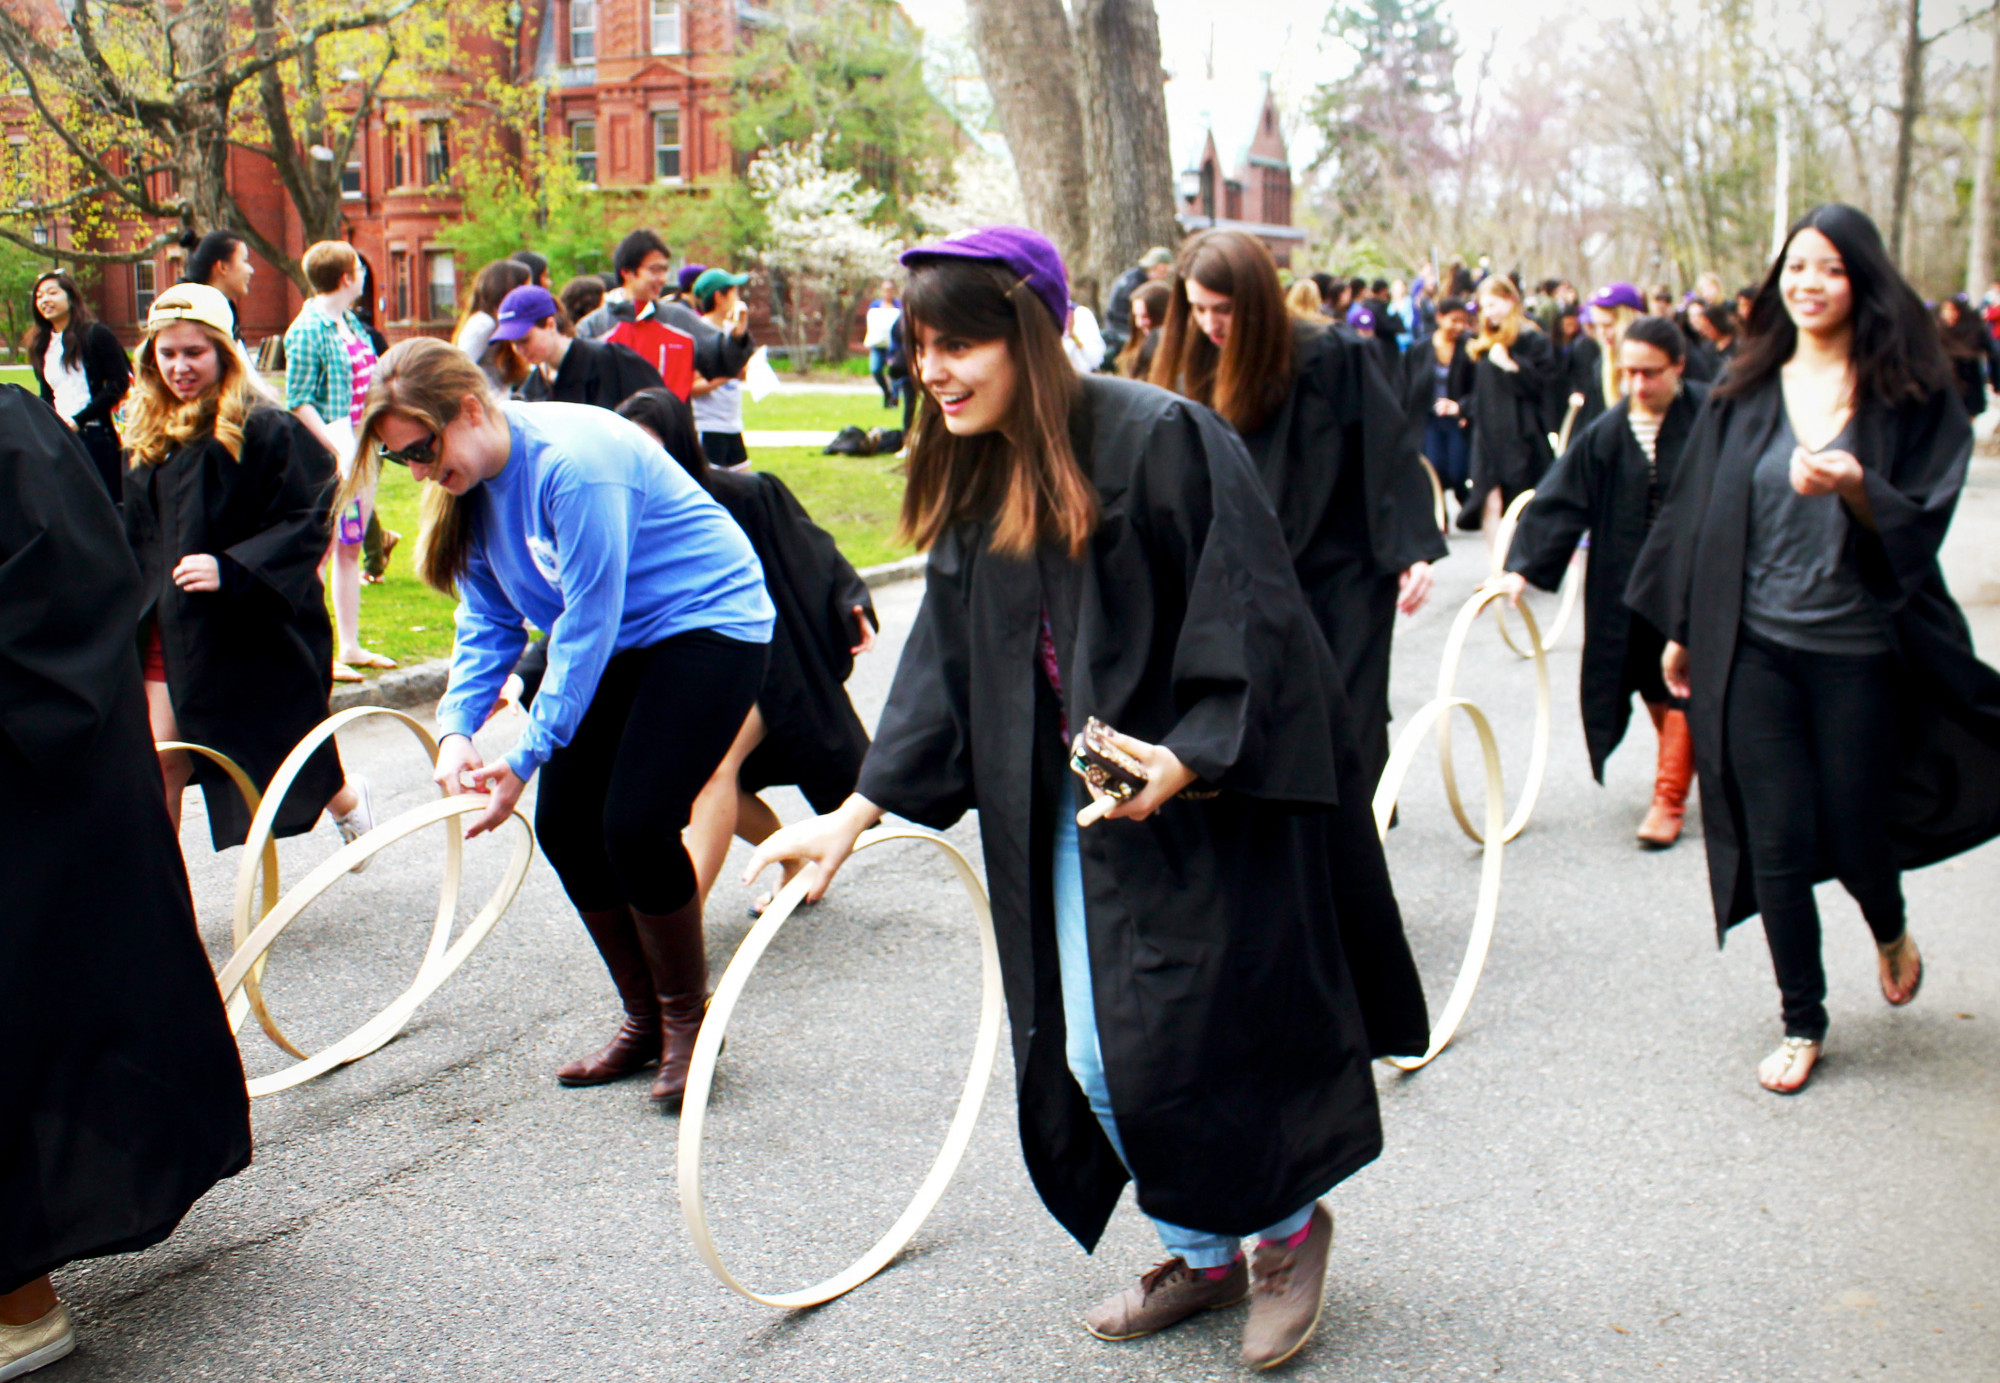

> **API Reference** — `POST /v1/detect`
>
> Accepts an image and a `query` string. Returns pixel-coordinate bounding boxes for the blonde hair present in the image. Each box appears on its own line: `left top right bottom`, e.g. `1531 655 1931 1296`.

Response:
304 240 360 295
1284 278 1331 324
1468 277 1527 360
124 319 264 468
343 338 495 594
1595 303 1642 402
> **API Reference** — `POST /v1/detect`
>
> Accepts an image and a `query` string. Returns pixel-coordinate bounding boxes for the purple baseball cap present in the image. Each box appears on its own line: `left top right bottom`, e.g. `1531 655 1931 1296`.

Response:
677 263 708 293
900 225 1069 331
490 285 561 341
1345 302 1378 331
1588 281 1645 313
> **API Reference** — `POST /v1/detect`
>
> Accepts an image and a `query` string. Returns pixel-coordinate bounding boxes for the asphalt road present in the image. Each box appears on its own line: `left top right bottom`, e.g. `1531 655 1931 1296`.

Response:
53 463 2000 1382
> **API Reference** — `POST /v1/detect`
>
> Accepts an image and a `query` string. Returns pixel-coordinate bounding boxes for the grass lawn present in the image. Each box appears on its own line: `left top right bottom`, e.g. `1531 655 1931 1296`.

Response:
741 388 903 433
1 365 35 390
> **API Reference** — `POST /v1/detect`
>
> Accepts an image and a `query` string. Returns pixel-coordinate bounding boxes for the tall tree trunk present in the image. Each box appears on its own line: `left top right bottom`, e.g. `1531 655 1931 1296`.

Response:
1890 0 1923 266
1969 8 2000 297
1071 0 1179 312
960 0 1090 290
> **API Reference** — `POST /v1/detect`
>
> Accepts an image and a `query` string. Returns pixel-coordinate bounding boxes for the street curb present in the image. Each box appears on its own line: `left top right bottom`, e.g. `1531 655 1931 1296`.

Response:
331 552 930 713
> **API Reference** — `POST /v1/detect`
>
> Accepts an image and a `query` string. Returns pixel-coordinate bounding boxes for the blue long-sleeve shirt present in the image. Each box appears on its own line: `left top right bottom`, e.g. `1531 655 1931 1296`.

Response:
434 402 774 779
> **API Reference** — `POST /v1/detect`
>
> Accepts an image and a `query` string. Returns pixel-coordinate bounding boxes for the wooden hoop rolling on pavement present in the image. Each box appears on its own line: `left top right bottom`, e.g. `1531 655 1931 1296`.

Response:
1433 587 1551 845
1370 696 1508 1071
214 707 534 1098
678 827 1003 1309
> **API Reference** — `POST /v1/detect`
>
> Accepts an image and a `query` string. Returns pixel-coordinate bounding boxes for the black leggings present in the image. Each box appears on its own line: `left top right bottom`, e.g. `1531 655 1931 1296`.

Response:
1725 631 1906 1040
535 630 767 915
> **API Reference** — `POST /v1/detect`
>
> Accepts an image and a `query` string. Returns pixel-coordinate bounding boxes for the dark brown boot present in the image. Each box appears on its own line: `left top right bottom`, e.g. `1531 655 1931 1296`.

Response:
556 906 662 1087
1637 706 1694 849
631 897 710 1106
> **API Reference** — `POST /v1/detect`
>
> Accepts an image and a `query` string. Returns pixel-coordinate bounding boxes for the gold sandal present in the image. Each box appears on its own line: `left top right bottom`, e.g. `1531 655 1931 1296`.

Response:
1878 933 1923 1007
1757 1036 1820 1094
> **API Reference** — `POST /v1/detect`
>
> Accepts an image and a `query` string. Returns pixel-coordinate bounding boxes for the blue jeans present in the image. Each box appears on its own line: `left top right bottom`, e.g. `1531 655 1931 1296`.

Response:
1053 809 1314 1268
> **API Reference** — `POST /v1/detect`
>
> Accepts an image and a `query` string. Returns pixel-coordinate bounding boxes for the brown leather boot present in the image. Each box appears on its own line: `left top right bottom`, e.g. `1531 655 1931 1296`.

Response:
556 906 662 1086
1637 705 1693 849
631 896 710 1106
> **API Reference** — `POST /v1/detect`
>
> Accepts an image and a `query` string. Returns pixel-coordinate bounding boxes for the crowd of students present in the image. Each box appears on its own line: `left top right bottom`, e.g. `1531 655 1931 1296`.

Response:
10 201 2000 1378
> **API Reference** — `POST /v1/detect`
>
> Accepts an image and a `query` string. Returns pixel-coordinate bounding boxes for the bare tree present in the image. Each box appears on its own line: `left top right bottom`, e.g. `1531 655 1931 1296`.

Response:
960 0 1091 280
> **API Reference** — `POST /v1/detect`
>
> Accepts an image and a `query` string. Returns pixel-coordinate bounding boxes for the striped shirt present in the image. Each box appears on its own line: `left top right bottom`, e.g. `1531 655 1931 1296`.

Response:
1629 412 1665 522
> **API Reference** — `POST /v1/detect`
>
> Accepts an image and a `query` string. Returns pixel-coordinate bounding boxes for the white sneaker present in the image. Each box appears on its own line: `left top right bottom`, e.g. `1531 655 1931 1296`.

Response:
0 1304 75 1381
332 774 376 874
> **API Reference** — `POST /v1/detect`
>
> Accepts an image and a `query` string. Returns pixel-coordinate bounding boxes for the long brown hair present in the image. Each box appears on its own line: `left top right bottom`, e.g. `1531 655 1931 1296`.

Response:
343 338 495 594
29 270 91 368
899 259 1095 560
1468 276 1529 361
1149 229 1294 433
124 318 264 468
455 258 532 346
1114 281 1173 379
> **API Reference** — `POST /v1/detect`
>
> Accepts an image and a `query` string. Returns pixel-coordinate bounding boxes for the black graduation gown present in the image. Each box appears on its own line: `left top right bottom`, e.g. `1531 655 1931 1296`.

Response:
1239 323 1449 789
1400 331 1476 439
856 375 1426 1248
1507 384 1706 781
1460 326 1556 528
521 338 666 411
0 387 250 1294
1563 333 1605 432
708 468 879 812
124 408 343 849
1626 378 2000 936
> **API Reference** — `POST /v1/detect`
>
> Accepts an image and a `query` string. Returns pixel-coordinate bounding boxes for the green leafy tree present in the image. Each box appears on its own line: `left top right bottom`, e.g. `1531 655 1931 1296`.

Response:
0 239 56 360
729 0 954 223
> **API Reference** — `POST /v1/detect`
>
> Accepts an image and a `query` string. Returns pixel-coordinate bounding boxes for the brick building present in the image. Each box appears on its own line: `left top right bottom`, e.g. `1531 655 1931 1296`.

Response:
1175 85 1304 268
36 0 753 346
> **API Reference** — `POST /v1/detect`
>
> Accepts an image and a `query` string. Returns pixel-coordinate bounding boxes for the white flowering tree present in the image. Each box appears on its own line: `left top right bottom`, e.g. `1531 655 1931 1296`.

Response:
746 132 903 371
911 145 1028 239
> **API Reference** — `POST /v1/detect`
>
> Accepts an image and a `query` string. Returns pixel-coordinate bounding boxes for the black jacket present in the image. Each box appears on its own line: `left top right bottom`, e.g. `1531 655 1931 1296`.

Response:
31 321 131 429
0 388 250 1292
1401 331 1475 438
1461 325 1556 526
712 468 878 812
521 338 667 412
1508 383 1706 780
124 408 342 848
857 374 1424 1249
1560 333 1605 434
1627 377 2000 935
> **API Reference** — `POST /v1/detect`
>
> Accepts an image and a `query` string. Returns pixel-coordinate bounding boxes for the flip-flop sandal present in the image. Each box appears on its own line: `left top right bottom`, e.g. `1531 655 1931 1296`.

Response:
331 663 365 683
1880 938 1923 1006
344 652 399 670
1758 1037 1820 1094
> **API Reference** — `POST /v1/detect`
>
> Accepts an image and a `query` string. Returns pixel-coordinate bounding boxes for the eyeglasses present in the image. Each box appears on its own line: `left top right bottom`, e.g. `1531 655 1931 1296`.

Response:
1618 365 1671 381
377 431 439 467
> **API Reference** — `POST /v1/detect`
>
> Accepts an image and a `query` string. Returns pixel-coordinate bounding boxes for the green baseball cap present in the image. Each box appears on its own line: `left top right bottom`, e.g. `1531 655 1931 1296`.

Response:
691 268 751 299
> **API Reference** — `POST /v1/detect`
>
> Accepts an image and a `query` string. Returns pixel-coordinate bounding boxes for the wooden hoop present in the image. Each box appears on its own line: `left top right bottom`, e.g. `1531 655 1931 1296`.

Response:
1543 547 1586 649
156 740 298 1057
1435 587 1551 845
678 827 1003 1309
1419 454 1448 534
1371 696 1508 1071
213 707 535 1098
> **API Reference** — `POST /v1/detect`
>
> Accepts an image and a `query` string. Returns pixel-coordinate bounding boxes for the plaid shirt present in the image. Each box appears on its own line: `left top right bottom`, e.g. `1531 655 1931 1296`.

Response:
283 300 369 420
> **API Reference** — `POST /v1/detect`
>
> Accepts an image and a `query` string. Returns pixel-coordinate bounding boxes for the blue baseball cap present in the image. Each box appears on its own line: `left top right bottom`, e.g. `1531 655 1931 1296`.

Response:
901 225 1069 331
490 285 561 341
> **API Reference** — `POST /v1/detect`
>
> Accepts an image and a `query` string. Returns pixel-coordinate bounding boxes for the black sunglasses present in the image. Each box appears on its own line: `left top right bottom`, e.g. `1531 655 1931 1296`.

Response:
377 431 438 467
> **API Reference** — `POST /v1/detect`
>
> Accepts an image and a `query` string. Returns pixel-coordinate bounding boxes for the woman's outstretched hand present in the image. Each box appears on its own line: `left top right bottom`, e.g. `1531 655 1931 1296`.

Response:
742 794 883 904
1662 641 1692 701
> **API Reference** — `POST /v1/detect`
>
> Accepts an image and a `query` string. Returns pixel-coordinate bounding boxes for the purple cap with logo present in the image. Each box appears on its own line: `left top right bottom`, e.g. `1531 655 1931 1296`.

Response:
1588 281 1645 314
678 263 708 293
1345 302 1378 331
900 225 1069 331
490 285 561 341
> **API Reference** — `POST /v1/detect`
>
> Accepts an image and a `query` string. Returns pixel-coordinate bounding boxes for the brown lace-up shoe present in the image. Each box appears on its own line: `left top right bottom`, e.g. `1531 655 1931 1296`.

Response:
1241 1203 1334 1369
1084 1256 1249 1342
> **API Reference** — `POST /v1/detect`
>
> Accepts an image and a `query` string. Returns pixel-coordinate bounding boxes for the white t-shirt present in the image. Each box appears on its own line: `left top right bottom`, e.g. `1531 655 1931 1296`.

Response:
692 378 743 434
43 335 91 422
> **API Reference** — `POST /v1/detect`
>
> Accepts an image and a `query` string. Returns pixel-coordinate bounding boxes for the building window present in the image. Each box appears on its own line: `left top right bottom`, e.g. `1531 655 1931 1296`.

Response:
390 251 410 320
390 126 406 187
653 109 681 183
426 250 457 320
29 223 48 247
570 0 596 62
134 260 157 317
421 121 450 186
571 120 597 185
651 0 683 54
341 151 363 199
